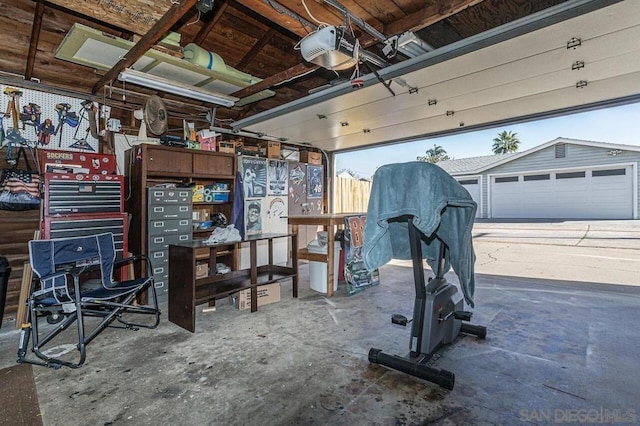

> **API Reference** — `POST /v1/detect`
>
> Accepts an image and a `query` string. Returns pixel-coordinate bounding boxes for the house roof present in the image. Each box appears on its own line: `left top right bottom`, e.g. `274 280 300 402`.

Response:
437 153 516 175
437 137 640 175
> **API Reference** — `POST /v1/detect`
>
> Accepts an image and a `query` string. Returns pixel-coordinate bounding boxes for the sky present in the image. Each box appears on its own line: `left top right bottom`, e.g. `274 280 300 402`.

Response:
334 102 640 179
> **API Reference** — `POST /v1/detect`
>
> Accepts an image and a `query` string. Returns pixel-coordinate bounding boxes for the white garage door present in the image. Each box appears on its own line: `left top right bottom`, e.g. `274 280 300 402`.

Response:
458 178 481 218
490 166 633 219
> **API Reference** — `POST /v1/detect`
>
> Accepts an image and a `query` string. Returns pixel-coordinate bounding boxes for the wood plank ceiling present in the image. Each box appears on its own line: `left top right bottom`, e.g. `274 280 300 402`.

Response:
0 0 575 146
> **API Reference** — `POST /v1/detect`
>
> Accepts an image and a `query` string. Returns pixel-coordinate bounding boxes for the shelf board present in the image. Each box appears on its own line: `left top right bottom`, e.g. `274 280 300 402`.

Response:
193 201 231 206
195 250 232 260
193 271 295 304
297 247 329 262
193 228 213 234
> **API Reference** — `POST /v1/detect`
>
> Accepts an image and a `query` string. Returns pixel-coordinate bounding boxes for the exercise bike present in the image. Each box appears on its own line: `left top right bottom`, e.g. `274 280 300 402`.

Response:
368 216 486 390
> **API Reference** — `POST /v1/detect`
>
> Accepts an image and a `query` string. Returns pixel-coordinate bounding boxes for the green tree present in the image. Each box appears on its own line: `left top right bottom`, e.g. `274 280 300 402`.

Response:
492 131 520 154
417 144 451 163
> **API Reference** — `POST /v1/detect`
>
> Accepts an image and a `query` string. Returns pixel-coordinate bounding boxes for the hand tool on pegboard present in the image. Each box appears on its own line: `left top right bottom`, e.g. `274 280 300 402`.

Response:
3 87 22 131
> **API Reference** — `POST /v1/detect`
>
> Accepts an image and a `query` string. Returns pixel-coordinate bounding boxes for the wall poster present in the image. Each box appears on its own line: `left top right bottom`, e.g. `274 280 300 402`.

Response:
241 156 267 198
288 162 307 215
266 197 287 219
287 162 323 215
245 199 263 236
344 214 379 295
307 165 323 199
267 159 287 196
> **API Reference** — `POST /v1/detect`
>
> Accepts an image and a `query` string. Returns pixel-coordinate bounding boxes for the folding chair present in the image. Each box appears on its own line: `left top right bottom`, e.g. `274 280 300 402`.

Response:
18 232 160 369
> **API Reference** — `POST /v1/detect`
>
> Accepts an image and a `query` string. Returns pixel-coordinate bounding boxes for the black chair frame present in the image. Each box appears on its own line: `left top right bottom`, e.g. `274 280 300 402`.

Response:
18 234 160 369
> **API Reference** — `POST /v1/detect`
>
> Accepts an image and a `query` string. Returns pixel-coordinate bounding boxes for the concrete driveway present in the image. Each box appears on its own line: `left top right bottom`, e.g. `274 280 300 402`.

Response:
471 220 640 286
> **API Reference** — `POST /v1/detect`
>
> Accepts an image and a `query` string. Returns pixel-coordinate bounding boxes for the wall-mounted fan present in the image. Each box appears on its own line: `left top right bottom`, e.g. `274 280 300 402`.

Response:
135 95 168 142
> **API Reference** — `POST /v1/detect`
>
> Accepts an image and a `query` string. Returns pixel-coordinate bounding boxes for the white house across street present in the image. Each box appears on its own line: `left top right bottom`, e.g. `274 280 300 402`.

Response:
437 138 640 219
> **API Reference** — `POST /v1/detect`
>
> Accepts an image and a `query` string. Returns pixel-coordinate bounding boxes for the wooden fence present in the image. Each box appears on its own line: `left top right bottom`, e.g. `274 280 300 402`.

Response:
333 176 372 213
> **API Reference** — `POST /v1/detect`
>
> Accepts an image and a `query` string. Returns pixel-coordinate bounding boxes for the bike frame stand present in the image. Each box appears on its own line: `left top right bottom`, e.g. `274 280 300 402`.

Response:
368 216 486 390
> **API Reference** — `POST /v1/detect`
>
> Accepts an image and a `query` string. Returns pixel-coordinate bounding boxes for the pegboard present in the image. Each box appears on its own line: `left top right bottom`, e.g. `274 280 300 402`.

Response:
1 84 98 152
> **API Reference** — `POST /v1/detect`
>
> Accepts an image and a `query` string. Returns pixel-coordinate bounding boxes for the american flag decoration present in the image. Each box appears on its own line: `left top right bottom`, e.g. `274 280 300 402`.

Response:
1 170 41 197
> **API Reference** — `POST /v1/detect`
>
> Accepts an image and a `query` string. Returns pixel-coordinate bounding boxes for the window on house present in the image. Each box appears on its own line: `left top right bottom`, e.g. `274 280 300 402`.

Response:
523 174 550 181
555 144 566 158
458 179 478 185
592 168 626 177
556 171 585 179
495 176 519 183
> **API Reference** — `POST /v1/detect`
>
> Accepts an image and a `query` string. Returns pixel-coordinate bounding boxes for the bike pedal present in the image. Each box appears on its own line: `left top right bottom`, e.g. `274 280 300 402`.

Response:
454 311 472 321
392 314 408 326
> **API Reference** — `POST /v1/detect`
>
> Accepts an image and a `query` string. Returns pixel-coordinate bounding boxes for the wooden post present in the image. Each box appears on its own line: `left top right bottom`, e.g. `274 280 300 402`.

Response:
15 263 32 330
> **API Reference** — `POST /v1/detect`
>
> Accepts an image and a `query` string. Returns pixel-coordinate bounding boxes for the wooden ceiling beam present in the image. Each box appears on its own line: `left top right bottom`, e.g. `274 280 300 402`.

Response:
232 62 319 98
91 0 198 94
233 0 318 37
25 0 45 81
383 0 485 36
191 1 229 45
232 0 484 99
45 0 173 34
235 28 277 70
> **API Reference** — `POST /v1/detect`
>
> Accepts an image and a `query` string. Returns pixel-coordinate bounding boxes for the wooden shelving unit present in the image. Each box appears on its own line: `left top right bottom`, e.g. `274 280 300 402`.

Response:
125 144 237 279
168 233 298 333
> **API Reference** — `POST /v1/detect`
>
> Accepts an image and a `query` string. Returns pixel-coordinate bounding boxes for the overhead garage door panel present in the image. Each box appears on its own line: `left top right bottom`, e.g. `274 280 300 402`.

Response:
490 166 633 219
458 179 481 218
517 180 554 218
491 179 522 217
554 173 589 217
589 169 633 218
234 2 640 153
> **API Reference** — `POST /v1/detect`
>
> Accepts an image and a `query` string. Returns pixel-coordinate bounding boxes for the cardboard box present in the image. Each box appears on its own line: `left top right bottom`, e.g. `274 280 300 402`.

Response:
232 139 244 154
192 208 210 222
262 141 280 159
234 282 281 310
301 151 322 165
196 262 209 279
241 145 266 157
197 129 218 151
218 141 235 154
281 145 300 161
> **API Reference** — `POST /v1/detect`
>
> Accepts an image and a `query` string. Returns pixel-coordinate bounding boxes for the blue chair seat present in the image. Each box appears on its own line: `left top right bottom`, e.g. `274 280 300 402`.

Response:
19 232 161 369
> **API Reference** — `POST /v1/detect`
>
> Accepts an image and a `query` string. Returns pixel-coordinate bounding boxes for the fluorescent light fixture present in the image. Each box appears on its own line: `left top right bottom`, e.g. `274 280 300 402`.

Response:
118 68 238 107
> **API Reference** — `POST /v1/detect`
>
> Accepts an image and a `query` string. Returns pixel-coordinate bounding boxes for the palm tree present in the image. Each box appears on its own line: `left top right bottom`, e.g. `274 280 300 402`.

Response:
492 131 520 154
417 144 451 163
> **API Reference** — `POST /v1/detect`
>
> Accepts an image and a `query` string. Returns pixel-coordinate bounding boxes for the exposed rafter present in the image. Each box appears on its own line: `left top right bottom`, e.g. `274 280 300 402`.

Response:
0 0 589 137
25 0 45 81
385 0 486 35
191 1 229 45
91 0 198 94
234 0 334 37
232 0 485 99
235 28 277 70
232 62 319 99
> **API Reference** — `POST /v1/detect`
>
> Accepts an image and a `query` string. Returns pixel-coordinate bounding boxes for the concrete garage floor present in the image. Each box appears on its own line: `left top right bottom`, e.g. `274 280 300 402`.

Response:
0 220 639 425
